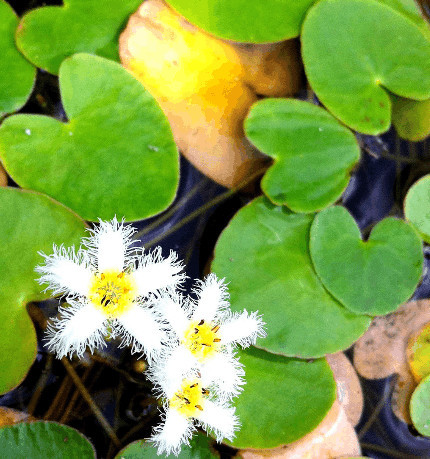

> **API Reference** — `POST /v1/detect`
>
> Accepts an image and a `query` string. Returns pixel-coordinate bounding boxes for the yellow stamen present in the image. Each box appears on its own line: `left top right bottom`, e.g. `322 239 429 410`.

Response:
182 319 222 361
88 269 137 318
169 379 207 417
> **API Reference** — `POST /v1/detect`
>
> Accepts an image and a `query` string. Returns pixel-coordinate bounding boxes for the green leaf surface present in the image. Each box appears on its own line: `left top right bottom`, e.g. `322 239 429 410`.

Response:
115 433 218 458
211 197 370 358
310 206 423 316
410 374 430 436
245 99 360 213
0 54 179 222
392 95 430 141
404 175 430 243
230 347 336 448
301 0 430 134
16 0 141 74
164 0 315 43
378 0 430 32
0 0 36 117
0 187 86 393
0 422 95 458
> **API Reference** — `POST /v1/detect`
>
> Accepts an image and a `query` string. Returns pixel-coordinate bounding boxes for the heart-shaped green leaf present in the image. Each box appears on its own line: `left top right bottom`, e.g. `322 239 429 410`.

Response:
164 0 315 43
404 175 430 243
378 0 430 32
0 421 95 458
391 95 430 141
0 187 86 393
301 0 430 134
0 0 36 117
229 347 336 448
310 206 423 316
16 0 141 75
245 98 360 213
0 54 179 222
410 374 430 436
211 197 370 358
115 433 219 458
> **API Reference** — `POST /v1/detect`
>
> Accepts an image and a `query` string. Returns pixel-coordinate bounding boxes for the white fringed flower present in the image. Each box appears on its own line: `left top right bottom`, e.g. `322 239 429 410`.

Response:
154 274 266 400
151 376 239 456
36 218 185 361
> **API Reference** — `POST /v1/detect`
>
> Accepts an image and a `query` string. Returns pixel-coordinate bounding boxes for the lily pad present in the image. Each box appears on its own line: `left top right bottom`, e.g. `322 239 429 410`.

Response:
410 374 430 436
211 197 370 358
407 322 430 383
230 347 336 449
16 0 142 75
392 95 430 141
164 0 315 43
115 432 218 458
301 0 430 134
0 187 86 394
310 206 423 316
0 53 179 222
405 175 430 243
245 98 360 213
0 421 95 458
0 0 36 117
378 0 430 32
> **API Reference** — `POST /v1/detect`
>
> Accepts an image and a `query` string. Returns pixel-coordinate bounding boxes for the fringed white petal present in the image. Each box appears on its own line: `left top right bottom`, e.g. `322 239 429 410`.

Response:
219 310 266 348
115 303 167 362
36 245 92 297
191 273 230 323
196 400 239 442
200 352 245 401
45 302 107 359
151 408 195 456
156 295 189 338
149 346 198 399
134 247 185 297
82 217 136 272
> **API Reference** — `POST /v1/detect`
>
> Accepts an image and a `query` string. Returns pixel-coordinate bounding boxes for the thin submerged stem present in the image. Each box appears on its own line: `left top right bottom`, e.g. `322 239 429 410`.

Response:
27 353 53 416
134 176 211 240
59 365 92 424
142 166 266 249
62 357 121 447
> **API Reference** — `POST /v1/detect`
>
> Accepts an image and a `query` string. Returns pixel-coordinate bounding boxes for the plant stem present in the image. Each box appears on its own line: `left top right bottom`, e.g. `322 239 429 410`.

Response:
142 167 266 249
61 357 121 447
134 176 211 240
59 365 92 424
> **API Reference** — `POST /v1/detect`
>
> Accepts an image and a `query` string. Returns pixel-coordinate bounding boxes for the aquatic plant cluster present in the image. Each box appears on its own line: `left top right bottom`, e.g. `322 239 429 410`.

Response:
36 218 265 455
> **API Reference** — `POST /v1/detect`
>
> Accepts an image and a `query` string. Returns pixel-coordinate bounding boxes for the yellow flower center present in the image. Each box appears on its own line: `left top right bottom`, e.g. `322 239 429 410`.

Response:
182 319 222 361
169 379 208 418
89 270 137 318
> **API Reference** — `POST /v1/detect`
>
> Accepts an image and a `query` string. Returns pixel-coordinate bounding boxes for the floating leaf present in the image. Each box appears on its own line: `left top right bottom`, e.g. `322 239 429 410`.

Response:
405 175 430 243
411 374 430 436
0 187 86 393
0 54 179 222
0 0 36 117
230 347 336 449
353 300 430 424
378 0 430 31
212 197 370 358
245 99 360 213
240 401 361 458
16 0 141 75
301 0 430 134
119 1 301 189
310 206 423 316
392 95 430 141
407 322 430 383
115 433 218 458
0 421 95 458
164 0 315 43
